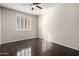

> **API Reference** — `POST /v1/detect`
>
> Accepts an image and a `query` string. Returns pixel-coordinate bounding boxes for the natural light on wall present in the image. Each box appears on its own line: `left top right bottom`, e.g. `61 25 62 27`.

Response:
38 7 57 53
17 48 31 56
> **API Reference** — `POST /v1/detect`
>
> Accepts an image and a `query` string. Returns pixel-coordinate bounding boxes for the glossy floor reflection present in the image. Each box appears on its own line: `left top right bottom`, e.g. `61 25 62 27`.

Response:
17 48 31 56
1 38 79 56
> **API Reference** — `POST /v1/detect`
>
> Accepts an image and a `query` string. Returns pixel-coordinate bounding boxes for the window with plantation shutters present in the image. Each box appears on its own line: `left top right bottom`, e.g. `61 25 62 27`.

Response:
16 15 31 31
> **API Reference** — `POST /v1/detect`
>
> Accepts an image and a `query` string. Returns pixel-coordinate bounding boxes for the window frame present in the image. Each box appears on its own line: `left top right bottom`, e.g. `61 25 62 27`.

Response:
16 15 31 31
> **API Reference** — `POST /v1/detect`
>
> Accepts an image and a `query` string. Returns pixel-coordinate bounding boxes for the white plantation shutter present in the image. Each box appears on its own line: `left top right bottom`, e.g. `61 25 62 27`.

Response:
16 15 31 31
21 16 24 30
16 16 21 31
27 18 31 30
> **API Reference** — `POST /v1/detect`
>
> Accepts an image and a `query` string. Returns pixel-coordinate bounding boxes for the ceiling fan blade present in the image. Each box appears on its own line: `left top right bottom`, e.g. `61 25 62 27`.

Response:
36 6 42 9
36 3 40 4
32 7 34 10
33 3 40 5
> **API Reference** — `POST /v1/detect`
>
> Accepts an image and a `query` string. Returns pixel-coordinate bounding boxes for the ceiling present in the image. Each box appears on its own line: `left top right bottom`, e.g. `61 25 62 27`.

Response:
0 3 59 16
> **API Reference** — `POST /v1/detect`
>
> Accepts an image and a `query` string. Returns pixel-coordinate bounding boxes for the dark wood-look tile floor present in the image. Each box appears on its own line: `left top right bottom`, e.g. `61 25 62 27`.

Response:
0 38 79 56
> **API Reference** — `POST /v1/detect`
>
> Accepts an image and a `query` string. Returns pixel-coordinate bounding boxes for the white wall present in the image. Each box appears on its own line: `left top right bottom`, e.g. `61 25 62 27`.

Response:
1 7 38 44
38 4 79 50
0 7 1 44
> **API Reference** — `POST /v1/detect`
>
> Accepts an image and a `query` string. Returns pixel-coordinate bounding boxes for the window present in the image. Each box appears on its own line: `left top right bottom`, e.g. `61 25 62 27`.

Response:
16 15 31 31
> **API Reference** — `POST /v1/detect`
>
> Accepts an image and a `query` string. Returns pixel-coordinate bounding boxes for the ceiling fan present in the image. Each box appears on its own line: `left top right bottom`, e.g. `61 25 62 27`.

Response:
31 3 42 10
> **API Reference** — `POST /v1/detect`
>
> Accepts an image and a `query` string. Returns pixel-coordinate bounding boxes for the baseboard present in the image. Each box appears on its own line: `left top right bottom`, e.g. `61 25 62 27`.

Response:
40 39 79 52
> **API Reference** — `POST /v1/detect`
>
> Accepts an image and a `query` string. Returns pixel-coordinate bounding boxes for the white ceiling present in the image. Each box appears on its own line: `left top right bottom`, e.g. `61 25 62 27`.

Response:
0 3 59 16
